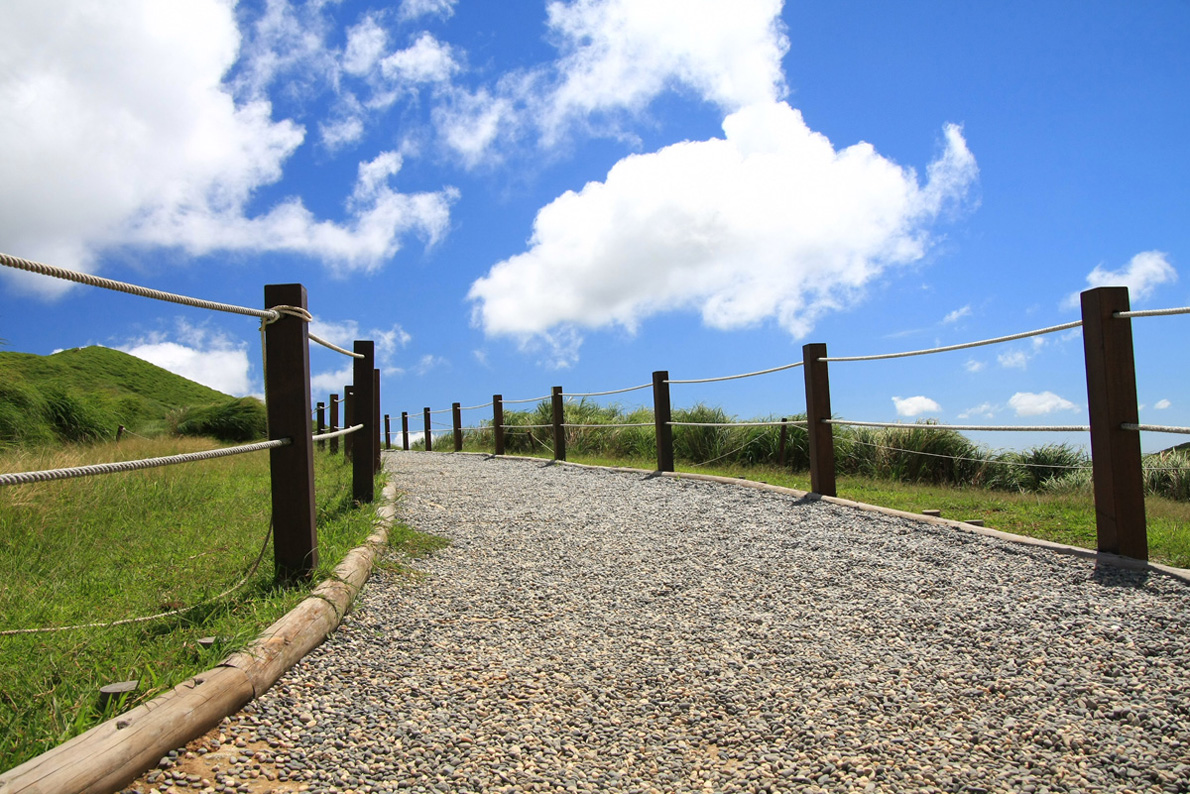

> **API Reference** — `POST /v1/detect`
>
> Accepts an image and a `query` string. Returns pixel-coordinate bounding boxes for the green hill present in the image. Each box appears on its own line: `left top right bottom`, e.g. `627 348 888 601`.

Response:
0 346 260 446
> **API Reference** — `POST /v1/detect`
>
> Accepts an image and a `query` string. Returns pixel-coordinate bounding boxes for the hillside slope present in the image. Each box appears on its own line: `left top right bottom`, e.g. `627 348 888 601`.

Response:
0 346 235 445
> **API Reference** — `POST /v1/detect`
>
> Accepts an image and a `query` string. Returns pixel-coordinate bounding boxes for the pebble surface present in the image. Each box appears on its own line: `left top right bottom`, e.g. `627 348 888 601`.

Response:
168 452 1190 793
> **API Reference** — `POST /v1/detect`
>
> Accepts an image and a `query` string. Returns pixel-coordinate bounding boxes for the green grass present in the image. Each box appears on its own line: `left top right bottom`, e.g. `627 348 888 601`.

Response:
0 437 442 772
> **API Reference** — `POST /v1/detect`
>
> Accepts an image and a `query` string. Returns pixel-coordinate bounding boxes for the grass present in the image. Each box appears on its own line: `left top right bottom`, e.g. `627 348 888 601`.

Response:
0 437 442 772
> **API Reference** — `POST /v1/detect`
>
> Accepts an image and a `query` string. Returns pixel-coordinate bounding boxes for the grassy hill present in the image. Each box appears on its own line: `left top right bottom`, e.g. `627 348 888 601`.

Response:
0 346 260 445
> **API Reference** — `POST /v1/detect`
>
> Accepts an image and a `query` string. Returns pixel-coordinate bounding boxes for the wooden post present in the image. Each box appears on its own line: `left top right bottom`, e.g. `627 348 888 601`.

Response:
263 283 318 579
803 343 836 497
552 386 566 461
1081 286 1148 560
373 368 381 474
316 402 326 451
343 386 355 460
778 418 787 468
653 371 674 473
401 411 409 451
493 395 505 455
329 394 340 456
352 342 375 504
384 414 391 451
116 425 125 443
452 402 463 452
423 407 432 452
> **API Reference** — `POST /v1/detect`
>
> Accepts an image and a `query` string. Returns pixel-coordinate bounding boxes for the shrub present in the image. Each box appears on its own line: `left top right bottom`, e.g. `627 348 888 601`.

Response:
175 398 267 442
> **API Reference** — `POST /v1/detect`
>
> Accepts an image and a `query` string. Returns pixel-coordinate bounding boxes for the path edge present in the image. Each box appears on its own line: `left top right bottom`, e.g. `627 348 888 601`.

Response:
0 482 400 794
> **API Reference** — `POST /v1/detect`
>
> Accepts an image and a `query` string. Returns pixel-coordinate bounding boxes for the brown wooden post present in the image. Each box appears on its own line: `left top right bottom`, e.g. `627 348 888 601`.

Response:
329 394 340 455
653 371 674 473
423 407 432 451
1081 286 1148 560
452 402 463 452
263 283 318 579
384 414 391 450
552 386 566 461
803 343 836 497
116 425 125 443
401 411 409 450
316 402 326 451
493 395 505 455
343 386 355 460
373 368 381 474
778 418 787 468
352 342 375 504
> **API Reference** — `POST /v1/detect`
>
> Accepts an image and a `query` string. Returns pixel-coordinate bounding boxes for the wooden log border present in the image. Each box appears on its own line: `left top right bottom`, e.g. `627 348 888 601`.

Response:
0 482 402 794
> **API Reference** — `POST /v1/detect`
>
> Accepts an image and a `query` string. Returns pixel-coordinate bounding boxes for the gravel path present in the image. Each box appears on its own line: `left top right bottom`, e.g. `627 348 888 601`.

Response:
202 452 1188 794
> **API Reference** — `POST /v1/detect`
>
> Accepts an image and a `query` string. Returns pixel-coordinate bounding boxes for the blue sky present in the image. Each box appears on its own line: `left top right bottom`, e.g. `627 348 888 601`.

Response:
1 0 1187 452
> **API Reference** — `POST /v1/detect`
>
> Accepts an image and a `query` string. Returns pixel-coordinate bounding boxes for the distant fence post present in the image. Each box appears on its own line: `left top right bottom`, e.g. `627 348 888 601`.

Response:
1081 286 1148 560
493 395 505 455
423 407 432 452
778 418 787 468
401 411 409 451
552 386 566 461
344 386 355 459
352 342 375 504
803 343 836 497
316 402 326 451
653 371 674 473
373 368 381 474
329 394 340 455
453 402 463 452
384 414 391 450
263 283 318 579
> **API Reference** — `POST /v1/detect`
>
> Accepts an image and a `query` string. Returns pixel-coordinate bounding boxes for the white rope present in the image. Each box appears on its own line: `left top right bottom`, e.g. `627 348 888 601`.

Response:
0 439 289 487
667 361 803 385
2 252 277 319
1122 423 1190 435
562 383 653 398
311 423 363 441
668 420 807 428
821 320 1083 363
502 394 553 405
1115 306 1190 319
0 516 275 636
824 419 1090 432
308 333 365 358
502 424 553 430
841 435 1093 470
428 408 453 415
460 402 494 411
561 422 655 429
458 426 491 432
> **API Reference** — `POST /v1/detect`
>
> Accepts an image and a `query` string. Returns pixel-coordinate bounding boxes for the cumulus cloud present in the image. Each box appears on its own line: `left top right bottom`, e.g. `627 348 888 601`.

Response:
468 103 977 358
958 402 997 420
118 320 252 395
942 305 971 324
309 316 412 373
1009 391 1078 417
1155 399 1171 410
0 0 456 297
1062 251 1177 310
399 0 457 22
964 359 986 373
997 350 1029 370
310 365 354 395
893 396 941 418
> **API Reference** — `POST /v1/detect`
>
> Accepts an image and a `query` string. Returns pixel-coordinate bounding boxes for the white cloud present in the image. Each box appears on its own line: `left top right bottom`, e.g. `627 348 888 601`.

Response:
997 350 1029 369
380 33 458 85
343 16 389 77
118 320 252 396
958 402 997 420
398 0 457 22
1155 398 1172 410
415 354 448 375
964 359 986 373
0 0 457 298
1009 391 1078 417
893 396 941 418
1062 250 1177 310
310 364 354 396
468 102 977 358
309 316 412 366
942 305 971 324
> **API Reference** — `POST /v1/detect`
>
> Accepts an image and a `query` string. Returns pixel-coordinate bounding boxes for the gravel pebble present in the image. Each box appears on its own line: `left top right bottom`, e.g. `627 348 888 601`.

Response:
227 453 1189 793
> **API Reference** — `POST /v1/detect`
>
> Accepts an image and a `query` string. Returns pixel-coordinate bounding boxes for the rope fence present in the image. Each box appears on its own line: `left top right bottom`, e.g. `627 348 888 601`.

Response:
407 285 1183 563
311 424 364 442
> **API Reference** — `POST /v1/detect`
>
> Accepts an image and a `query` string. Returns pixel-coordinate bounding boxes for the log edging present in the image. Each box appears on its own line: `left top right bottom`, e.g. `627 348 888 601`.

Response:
0 482 400 794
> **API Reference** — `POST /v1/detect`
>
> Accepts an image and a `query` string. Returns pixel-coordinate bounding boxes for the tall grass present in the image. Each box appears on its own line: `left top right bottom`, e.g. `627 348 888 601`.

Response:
440 401 1190 502
0 437 433 771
